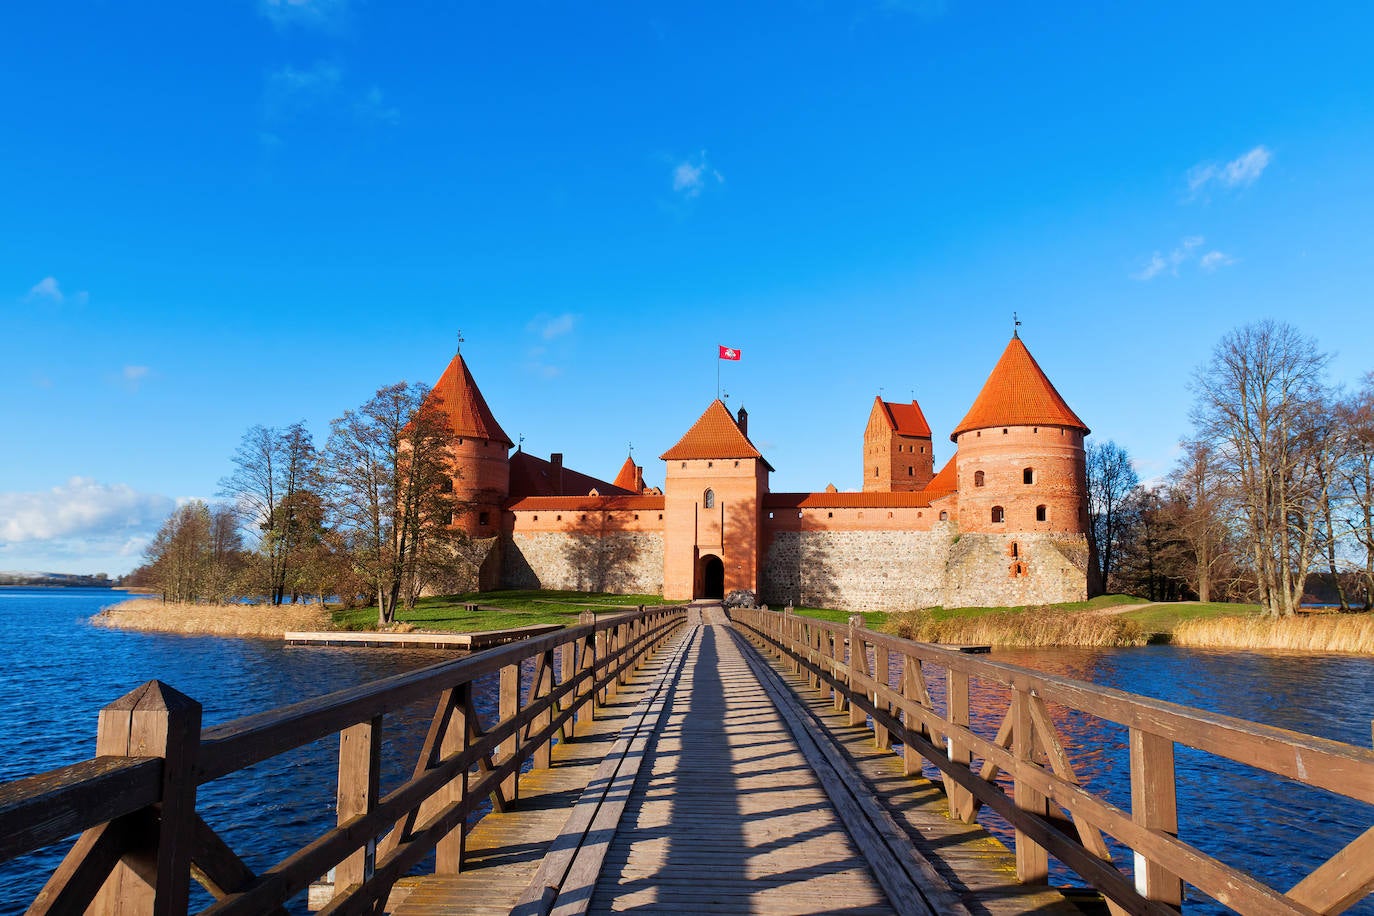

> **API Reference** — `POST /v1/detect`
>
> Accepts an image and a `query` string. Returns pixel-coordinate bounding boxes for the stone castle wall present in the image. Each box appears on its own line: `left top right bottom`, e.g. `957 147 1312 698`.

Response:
502 531 664 594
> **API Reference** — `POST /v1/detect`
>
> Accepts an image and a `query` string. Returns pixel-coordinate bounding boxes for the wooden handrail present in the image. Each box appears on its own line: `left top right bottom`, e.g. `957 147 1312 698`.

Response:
1 604 687 915
730 607 1374 916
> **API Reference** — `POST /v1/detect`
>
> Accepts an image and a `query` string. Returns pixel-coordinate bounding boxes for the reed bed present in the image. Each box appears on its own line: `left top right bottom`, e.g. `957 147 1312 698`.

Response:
882 606 1148 648
1172 613 1374 654
92 598 334 638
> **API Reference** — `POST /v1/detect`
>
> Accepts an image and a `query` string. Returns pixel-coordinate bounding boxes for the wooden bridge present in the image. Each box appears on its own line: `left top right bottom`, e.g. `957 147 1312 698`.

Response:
3 603 1373 915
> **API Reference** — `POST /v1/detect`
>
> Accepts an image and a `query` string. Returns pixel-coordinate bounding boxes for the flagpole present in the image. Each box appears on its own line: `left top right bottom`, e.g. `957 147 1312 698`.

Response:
717 349 721 401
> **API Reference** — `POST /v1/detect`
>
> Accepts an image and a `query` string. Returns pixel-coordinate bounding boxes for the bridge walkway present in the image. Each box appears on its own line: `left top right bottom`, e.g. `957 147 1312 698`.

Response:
391 606 1080 916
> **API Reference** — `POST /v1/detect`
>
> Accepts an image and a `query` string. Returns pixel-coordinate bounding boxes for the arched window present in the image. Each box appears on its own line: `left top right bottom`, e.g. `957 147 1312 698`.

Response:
1023 467 1034 484
991 506 1005 523
974 470 985 487
703 488 715 509
1009 541 1019 558
939 510 948 521
1036 505 1047 522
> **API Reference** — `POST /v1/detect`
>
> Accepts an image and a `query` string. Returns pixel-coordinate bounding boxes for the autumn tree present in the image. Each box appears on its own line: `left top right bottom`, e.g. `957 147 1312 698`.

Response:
139 501 245 603
324 382 458 626
1085 439 1140 596
1334 374 1374 609
220 422 319 605
1191 320 1333 616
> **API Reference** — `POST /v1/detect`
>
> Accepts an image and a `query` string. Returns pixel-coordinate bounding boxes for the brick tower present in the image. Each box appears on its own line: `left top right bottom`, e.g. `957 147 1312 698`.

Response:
660 401 771 601
862 396 935 492
950 335 1089 537
425 351 512 540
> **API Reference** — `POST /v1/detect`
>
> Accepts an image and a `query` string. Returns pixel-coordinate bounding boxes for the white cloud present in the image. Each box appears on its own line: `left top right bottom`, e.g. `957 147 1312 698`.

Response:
1187 145 1272 197
259 0 349 30
26 276 87 306
356 86 400 125
671 151 724 198
0 478 174 544
1199 250 1238 272
528 312 577 341
1133 235 1221 281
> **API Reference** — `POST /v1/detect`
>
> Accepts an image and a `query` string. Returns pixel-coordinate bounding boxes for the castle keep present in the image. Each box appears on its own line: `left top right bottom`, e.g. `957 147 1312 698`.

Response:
427 335 1091 610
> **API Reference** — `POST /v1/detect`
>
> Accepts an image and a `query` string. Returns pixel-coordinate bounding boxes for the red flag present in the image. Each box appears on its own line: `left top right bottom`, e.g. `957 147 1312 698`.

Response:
719 345 741 361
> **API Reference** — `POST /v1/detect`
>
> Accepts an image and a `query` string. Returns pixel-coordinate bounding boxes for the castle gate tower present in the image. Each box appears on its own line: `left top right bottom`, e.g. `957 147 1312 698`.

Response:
862 396 936 492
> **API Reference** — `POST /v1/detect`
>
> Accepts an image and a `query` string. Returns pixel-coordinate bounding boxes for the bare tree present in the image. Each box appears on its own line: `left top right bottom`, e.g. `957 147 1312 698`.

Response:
324 382 457 626
139 501 245 603
1335 374 1374 610
1191 320 1332 616
220 422 318 605
1085 439 1140 596
1166 440 1241 602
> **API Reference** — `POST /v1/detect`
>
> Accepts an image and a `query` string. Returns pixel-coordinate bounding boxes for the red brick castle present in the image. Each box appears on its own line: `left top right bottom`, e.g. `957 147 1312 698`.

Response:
425 334 1091 609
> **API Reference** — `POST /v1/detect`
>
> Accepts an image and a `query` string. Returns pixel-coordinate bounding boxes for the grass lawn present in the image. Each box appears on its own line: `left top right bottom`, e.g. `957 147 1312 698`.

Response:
1120 601 1264 636
332 590 675 632
789 594 1142 629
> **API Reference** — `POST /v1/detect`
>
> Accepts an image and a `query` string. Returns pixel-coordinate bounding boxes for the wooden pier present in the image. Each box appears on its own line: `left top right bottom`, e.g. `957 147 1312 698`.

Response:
284 623 564 650
3 602 1373 915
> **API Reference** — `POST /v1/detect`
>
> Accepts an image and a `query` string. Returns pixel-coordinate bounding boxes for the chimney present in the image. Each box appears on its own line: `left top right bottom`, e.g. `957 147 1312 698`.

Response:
551 452 564 494
736 406 748 436
635 465 645 493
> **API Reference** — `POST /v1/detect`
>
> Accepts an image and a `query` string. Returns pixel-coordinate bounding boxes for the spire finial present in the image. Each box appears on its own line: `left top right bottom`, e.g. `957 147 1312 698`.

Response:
517 433 524 452
1012 312 1021 339
628 441 634 457
456 329 465 354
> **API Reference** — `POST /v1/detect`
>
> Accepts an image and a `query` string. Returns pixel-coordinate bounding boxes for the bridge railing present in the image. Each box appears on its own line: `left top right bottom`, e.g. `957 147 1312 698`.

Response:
730 607 1374 916
0 604 687 915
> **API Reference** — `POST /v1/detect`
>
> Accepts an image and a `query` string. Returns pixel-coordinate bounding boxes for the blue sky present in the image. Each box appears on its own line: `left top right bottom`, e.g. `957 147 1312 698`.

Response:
3 2 1372 575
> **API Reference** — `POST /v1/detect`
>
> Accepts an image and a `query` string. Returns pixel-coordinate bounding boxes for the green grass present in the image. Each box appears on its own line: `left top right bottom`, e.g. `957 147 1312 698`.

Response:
787 608 889 629
332 590 675 632
1120 601 1264 636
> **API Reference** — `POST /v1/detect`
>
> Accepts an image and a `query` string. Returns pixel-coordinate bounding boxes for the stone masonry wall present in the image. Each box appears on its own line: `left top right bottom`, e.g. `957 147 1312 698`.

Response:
761 526 1087 610
502 531 664 595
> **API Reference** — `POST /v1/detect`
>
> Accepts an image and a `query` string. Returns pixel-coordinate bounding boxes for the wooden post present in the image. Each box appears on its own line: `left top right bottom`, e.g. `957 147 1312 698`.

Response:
499 662 521 802
945 669 975 821
334 716 382 896
1011 689 1049 885
559 637 576 740
872 642 890 748
902 658 922 777
91 680 201 916
1130 728 1183 906
533 650 555 770
848 616 866 726
435 686 470 874
578 611 596 721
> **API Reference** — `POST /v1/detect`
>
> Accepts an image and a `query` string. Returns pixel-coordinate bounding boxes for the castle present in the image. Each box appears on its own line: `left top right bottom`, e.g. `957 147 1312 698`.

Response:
425 334 1092 609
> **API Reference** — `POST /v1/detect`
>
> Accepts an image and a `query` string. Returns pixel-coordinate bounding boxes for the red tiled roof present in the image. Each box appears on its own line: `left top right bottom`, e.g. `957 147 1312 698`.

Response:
509 451 632 499
878 398 932 438
765 491 934 509
426 353 513 446
951 336 1089 440
660 400 772 468
612 456 642 492
507 495 666 512
923 455 958 500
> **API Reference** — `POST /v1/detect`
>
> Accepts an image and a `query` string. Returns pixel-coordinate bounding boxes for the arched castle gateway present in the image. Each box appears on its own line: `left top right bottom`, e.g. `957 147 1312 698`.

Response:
428 334 1091 609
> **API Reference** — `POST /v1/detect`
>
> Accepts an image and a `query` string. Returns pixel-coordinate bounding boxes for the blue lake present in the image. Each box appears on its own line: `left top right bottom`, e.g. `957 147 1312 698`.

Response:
1 588 1371 914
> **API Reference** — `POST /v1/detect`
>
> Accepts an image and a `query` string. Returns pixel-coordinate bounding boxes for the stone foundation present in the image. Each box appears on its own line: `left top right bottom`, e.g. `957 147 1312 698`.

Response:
502 532 664 594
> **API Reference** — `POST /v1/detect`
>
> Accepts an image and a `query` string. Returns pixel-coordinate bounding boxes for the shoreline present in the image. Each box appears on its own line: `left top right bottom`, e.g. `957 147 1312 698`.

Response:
93 597 335 639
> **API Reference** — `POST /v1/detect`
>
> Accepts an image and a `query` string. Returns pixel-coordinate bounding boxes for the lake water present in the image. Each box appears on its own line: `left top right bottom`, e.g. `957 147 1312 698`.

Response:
1 588 1371 914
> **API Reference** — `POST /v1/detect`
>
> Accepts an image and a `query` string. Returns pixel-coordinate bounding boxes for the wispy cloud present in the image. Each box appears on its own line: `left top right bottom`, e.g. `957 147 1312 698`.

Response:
25 276 88 306
120 365 150 392
671 151 724 199
1187 145 1272 198
1132 235 1237 280
259 0 350 31
0 478 174 545
266 61 343 117
528 312 577 341
356 86 400 125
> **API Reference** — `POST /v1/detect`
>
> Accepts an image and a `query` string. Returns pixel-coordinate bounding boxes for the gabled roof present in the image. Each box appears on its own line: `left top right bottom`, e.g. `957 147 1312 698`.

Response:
873 396 932 438
612 456 642 492
660 400 773 469
427 353 513 446
507 494 666 511
951 336 1089 440
508 451 632 499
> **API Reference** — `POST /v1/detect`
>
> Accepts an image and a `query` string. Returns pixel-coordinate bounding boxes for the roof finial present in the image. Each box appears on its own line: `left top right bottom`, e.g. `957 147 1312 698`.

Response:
517 433 524 452
1012 312 1021 339
628 441 634 457
456 329 465 354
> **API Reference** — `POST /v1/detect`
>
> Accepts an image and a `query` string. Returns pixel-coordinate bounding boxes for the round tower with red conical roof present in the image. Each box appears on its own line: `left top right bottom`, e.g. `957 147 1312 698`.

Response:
425 351 512 540
950 334 1089 538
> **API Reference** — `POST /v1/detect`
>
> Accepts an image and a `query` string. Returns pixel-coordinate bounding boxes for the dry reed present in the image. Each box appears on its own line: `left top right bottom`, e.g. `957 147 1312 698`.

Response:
1172 614 1374 654
92 598 334 638
882 606 1147 648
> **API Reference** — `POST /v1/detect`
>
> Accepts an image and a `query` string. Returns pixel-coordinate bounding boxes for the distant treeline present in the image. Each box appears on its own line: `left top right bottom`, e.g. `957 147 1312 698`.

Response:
0 572 118 588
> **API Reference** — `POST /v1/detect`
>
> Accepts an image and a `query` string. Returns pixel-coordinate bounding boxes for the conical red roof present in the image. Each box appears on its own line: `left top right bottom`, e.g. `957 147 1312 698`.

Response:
951 336 1089 440
427 353 512 446
612 456 642 492
660 400 769 465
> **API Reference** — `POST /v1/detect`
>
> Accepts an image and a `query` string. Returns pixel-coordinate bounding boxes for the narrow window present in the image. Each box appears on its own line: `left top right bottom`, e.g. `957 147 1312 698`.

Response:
1036 505 1047 522
768 511 774 519
874 466 879 478
920 445 925 453
707 461 713 468
634 513 640 520
533 515 538 521
556 514 562 521
991 506 1005 523
681 461 687 468
658 513 664 520
827 512 833 518
1003 428 1008 435
703 488 715 509
888 512 894 519
580 515 587 521
734 460 740 468
1023 467 1034 484
939 510 948 521
444 511 454 526
440 478 454 493
907 466 914 476
478 511 490 526
1009 541 1019 558
974 470 985 487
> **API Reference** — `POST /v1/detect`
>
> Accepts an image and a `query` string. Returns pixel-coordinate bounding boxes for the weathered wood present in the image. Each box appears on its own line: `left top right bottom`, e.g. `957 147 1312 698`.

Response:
334 717 381 896
0 756 160 860
1287 824 1374 914
1129 727 1182 907
28 812 146 915
945 668 974 821
499 662 521 802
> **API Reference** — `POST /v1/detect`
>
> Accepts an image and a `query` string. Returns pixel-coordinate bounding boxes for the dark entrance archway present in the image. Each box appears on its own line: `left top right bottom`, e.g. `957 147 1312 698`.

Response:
700 555 724 600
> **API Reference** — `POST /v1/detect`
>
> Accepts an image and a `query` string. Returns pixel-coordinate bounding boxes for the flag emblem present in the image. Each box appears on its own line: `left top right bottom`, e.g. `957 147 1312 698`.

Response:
719 346 741 361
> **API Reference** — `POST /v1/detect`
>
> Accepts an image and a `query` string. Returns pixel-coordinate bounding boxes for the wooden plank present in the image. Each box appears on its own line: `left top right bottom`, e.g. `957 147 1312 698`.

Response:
282 625 564 650
0 756 161 859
